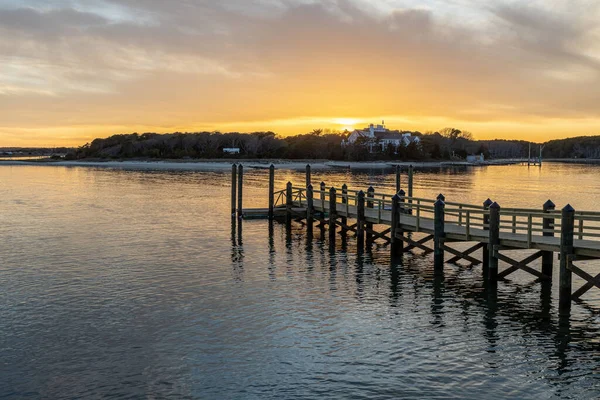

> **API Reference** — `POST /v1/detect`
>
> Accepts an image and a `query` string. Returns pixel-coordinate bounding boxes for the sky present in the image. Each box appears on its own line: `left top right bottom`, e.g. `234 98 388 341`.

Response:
1 0 600 146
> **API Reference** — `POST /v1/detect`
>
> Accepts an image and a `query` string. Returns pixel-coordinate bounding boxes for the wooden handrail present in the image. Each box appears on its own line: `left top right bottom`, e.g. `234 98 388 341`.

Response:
281 185 600 241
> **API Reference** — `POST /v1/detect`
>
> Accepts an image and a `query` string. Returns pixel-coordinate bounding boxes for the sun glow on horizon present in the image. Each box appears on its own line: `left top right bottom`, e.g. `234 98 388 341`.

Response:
333 118 360 132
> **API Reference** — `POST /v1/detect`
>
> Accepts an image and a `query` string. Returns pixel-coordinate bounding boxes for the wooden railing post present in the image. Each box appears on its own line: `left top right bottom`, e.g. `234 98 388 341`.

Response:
395 165 401 193
341 184 348 236
237 164 244 219
559 204 575 314
408 165 414 213
391 194 403 258
286 181 293 224
329 187 337 241
268 164 275 220
434 198 445 272
398 189 406 214
366 186 374 244
482 198 493 269
306 164 311 188
320 182 326 223
231 163 237 218
488 202 501 283
542 200 555 278
357 191 365 250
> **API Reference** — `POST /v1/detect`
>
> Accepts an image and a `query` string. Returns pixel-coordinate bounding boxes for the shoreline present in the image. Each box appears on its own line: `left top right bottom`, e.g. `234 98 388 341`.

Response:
0 158 595 171
0 159 441 171
0 159 494 171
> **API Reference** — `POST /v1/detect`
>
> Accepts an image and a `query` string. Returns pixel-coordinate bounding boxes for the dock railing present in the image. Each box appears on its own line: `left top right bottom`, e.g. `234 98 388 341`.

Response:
274 185 600 243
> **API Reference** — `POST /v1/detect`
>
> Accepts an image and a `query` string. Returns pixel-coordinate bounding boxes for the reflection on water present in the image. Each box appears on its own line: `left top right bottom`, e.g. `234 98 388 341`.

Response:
1 163 600 399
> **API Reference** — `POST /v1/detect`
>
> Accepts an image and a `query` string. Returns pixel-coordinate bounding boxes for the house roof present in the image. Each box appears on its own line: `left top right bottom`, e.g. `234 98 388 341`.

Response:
348 129 420 143
375 131 403 140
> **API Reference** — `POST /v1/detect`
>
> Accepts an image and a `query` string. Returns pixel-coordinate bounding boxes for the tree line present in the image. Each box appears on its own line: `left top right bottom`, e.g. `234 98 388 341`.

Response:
65 129 600 161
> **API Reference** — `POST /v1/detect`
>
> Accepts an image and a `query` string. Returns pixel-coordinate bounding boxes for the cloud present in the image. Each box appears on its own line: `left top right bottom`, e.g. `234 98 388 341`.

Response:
1 0 600 145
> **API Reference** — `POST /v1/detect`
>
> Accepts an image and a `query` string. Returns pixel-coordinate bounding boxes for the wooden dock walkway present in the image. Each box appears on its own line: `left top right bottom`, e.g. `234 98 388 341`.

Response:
231 163 600 315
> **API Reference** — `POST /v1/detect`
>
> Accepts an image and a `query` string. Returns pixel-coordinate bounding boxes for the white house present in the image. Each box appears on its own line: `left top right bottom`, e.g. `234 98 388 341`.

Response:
466 153 485 163
344 122 420 152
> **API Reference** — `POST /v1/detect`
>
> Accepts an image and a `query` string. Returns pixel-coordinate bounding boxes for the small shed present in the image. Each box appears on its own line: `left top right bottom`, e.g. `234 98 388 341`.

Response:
223 148 241 154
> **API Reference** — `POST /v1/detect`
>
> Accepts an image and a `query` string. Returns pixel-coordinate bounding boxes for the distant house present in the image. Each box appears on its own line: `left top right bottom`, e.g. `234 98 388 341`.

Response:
223 148 240 154
344 122 420 153
466 153 485 163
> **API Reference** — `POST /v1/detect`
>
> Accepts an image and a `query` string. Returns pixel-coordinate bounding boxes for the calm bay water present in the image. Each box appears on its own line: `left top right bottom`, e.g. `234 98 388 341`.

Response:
1 162 600 399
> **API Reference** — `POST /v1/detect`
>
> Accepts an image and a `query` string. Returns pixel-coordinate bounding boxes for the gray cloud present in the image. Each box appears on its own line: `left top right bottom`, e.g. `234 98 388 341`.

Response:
1 0 600 143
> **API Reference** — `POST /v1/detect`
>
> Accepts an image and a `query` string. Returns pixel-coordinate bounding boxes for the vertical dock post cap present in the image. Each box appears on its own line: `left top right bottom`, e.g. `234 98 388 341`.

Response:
329 187 336 193
358 190 365 196
543 200 555 209
392 193 401 201
434 199 445 207
342 183 347 189
562 204 574 212
320 181 326 186
269 164 275 169
483 198 493 207
437 194 445 201
368 186 374 192
489 202 500 209
307 184 313 190
398 189 406 196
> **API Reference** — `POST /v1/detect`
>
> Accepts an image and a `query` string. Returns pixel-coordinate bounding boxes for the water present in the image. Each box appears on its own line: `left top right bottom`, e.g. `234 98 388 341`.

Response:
1 163 599 399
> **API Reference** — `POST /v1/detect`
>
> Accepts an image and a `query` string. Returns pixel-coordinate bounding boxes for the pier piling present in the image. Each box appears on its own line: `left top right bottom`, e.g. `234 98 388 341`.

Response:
306 164 311 188
488 202 501 283
399 189 406 214
482 198 493 270
286 181 293 225
306 184 314 234
341 184 348 236
320 182 326 228
559 204 575 314
268 164 275 220
231 164 237 218
366 186 374 244
395 165 401 193
408 165 414 212
542 200 556 278
237 164 244 219
357 191 365 250
434 198 445 271
391 194 402 257
329 187 337 242
408 165 414 196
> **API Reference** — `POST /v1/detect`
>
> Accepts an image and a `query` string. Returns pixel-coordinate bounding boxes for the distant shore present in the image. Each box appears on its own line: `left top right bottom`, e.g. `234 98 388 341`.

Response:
0 159 437 171
0 158 595 171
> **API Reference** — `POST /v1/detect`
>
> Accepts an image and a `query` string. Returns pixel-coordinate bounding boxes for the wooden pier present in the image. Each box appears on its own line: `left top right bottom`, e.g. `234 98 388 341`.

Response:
231 163 600 315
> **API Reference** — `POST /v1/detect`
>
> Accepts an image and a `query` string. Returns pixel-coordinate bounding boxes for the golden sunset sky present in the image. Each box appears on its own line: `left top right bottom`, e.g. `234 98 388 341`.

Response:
1 0 600 146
